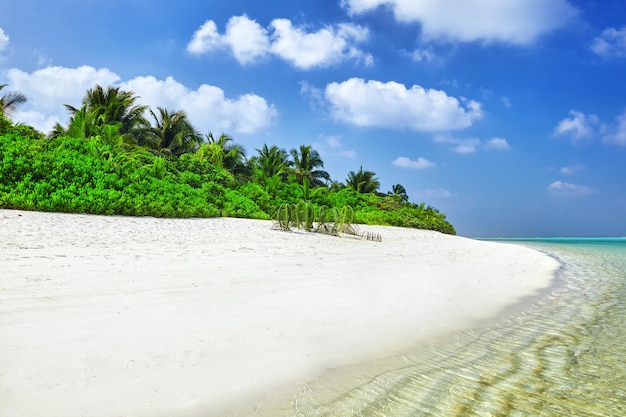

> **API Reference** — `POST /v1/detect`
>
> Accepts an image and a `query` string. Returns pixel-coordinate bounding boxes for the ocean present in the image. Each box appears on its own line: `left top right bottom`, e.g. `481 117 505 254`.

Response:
264 238 626 416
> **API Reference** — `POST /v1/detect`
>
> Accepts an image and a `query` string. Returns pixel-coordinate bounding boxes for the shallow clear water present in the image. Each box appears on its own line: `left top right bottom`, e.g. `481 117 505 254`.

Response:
261 238 626 416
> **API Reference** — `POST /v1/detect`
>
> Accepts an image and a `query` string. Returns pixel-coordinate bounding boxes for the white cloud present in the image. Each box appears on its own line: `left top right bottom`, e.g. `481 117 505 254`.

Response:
187 20 222 55
121 76 277 134
392 156 436 169
187 16 371 69
603 110 626 146
547 181 594 195
485 137 510 150
325 78 482 131
4 66 277 135
271 20 372 69
225 15 271 64
0 28 9 51
453 140 481 154
4 65 121 132
434 134 509 153
553 110 598 143
502 97 511 108
186 16 269 64
341 0 577 45
559 163 585 175
590 26 626 58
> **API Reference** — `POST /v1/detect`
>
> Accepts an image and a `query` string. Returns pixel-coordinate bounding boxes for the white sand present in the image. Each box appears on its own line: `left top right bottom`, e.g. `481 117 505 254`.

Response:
0 209 558 417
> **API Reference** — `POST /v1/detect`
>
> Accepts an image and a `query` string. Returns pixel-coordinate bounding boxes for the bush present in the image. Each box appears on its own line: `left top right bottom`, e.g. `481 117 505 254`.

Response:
0 130 456 234
222 189 269 219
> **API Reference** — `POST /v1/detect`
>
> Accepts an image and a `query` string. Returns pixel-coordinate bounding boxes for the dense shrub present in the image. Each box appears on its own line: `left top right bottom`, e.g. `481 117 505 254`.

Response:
0 130 456 234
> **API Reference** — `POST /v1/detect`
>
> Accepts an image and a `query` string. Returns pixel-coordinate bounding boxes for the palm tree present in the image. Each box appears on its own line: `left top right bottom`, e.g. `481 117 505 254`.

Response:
388 184 409 202
249 144 291 193
346 166 380 194
48 122 67 139
63 106 97 139
77 85 149 136
252 144 291 177
289 145 330 200
0 84 27 118
199 132 247 175
53 85 149 142
146 107 202 156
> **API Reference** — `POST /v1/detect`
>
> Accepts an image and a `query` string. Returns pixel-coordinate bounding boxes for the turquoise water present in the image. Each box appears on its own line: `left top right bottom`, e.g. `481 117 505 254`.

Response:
261 238 626 416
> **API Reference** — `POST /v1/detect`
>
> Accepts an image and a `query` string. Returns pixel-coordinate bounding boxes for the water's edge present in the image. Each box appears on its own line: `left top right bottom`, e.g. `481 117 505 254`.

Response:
249 240 626 416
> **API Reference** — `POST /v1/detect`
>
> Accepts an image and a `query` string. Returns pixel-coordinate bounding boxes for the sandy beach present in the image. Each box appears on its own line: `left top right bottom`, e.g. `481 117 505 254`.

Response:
0 209 559 417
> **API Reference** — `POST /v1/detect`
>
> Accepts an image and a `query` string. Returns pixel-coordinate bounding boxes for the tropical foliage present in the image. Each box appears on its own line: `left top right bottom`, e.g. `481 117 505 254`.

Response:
0 84 456 235
0 84 27 118
388 184 409 202
346 166 380 194
289 145 330 200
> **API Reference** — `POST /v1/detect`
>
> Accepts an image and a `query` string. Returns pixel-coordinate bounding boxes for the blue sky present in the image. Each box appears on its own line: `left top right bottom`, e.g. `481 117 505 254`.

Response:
1 0 625 237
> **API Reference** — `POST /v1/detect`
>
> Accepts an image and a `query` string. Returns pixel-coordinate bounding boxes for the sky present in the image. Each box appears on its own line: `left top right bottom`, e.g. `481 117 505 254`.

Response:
1 0 625 237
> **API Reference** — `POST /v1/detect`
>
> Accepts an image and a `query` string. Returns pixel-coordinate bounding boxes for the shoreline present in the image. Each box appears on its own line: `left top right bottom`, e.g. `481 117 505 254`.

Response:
0 210 559 417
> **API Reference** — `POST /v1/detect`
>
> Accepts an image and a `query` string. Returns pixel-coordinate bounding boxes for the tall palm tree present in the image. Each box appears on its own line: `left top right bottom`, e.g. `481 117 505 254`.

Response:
249 144 291 193
63 106 97 139
388 184 409 202
55 85 149 141
200 132 247 174
346 166 380 194
76 85 149 136
146 107 202 156
289 145 330 200
0 84 27 118
252 144 291 177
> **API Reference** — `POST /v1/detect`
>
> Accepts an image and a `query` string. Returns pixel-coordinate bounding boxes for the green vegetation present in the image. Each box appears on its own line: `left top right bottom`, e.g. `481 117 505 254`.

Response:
273 201 382 241
0 84 456 235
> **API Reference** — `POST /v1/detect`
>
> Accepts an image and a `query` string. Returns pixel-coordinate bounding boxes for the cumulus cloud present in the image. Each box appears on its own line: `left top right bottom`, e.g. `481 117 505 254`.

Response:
341 0 577 45
590 26 626 58
0 28 9 51
325 78 482 131
187 20 222 54
119 76 277 134
392 156 436 169
270 20 372 69
547 181 594 195
4 66 121 131
553 110 599 143
187 15 269 64
3 66 277 135
187 15 371 69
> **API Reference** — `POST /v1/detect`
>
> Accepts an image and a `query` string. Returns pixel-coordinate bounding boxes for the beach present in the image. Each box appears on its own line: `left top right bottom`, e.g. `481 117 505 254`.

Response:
0 209 559 417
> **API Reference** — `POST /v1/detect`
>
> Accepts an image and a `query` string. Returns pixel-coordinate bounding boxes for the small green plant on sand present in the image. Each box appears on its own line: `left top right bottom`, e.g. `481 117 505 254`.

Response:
273 201 381 241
